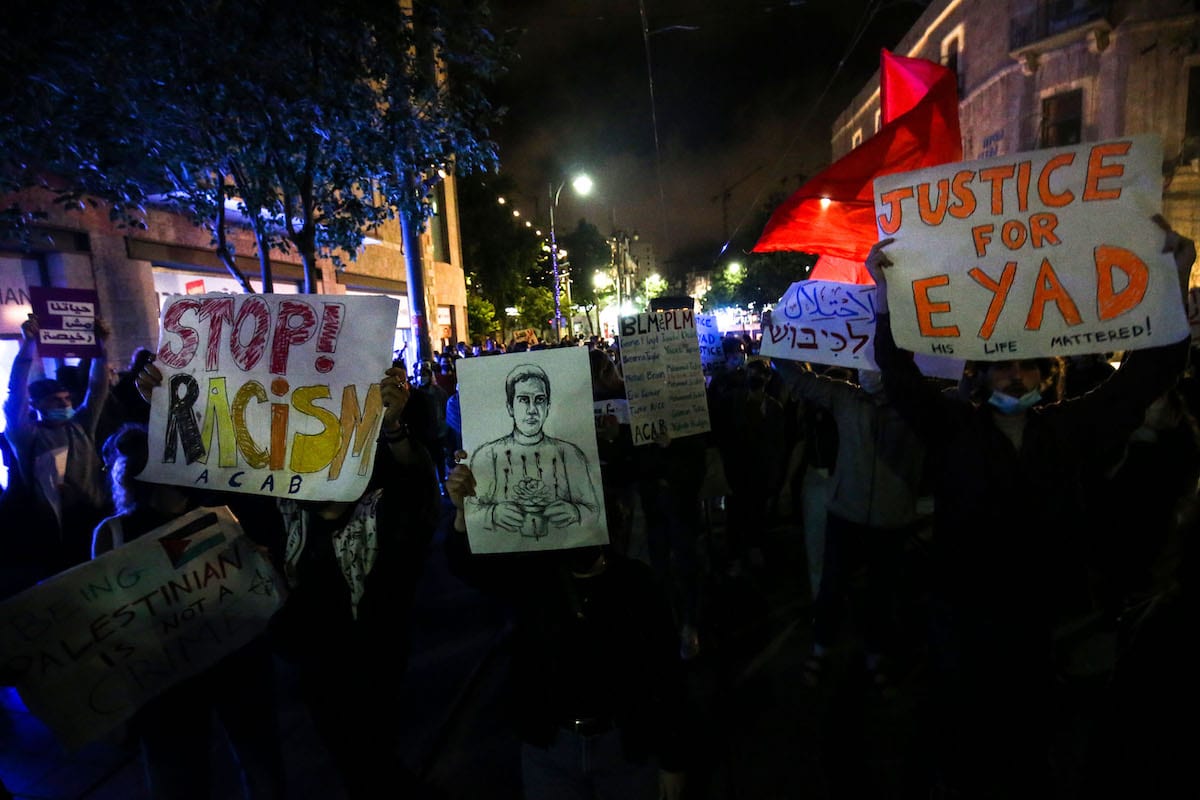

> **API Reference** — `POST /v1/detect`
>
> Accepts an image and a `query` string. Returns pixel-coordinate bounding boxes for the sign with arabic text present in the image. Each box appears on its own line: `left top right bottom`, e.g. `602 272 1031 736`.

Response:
29 286 101 358
140 293 399 501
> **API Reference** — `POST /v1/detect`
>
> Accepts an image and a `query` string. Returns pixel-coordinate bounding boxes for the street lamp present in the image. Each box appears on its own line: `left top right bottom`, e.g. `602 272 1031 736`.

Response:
549 173 593 340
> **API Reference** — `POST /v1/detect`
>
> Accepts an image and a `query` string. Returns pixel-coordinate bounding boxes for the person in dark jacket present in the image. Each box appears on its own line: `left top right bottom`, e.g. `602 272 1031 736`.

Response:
445 458 688 800
865 217 1195 798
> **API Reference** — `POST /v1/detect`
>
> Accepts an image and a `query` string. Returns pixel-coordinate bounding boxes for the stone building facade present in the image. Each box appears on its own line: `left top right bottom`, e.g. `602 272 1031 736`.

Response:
832 0 1200 249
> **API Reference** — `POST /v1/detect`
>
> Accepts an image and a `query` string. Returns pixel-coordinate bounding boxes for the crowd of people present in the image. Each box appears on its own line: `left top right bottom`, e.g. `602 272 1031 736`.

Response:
1 219 1198 799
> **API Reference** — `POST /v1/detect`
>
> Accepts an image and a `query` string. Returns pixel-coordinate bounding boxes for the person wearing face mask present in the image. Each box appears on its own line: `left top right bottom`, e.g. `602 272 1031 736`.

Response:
3 313 112 579
865 217 1196 799
772 357 926 693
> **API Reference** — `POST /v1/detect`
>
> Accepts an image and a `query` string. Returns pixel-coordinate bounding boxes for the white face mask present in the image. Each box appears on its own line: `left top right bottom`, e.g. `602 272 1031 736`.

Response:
988 388 1041 415
42 407 75 422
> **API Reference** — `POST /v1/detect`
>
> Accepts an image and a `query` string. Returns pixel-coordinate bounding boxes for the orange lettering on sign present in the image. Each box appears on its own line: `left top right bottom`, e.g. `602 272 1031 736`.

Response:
1028 213 1060 248
979 165 1016 215
917 179 951 226
968 262 1017 340
948 170 977 219
1025 258 1082 330
877 187 914 235
1082 141 1130 202
1037 153 1076 208
912 275 960 338
1095 244 1148 320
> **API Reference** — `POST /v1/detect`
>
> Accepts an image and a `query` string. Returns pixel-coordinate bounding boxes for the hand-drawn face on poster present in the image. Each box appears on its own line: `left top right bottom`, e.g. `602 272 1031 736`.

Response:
457 348 608 554
140 293 399 502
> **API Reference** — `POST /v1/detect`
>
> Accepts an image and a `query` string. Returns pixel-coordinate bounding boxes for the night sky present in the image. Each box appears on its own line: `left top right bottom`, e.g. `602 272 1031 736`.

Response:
487 0 929 272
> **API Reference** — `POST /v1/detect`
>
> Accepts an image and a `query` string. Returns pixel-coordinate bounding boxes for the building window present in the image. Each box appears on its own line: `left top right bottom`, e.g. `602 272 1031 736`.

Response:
852 128 863 148
1039 88 1083 148
941 26 965 96
1185 65 1200 162
428 182 452 263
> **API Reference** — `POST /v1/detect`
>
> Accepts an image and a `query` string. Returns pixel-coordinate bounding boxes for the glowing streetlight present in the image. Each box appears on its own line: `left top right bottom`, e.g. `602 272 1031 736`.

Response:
549 173 593 339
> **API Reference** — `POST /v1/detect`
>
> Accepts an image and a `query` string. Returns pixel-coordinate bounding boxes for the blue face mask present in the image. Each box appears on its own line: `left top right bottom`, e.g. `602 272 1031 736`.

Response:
988 389 1041 415
41 407 75 422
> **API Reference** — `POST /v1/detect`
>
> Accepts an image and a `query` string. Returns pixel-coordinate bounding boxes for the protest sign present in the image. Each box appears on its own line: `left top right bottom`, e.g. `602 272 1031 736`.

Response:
761 281 963 381
457 348 608 554
695 313 723 378
618 309 711 445
29 286 101 358
761 280 878 366
140 293 399 502
0 507 283 749
1 259 33 335
873 135 1187 359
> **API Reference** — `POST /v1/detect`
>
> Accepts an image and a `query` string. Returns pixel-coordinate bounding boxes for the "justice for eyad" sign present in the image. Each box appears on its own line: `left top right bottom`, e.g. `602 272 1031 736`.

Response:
873 135 1187 360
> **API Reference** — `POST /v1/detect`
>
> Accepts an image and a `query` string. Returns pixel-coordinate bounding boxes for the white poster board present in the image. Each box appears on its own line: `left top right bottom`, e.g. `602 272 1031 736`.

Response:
873 135 1187 359
457 348 608 554
618 309 712 445
141 293 399 502
695 313 723 378
0 507 283 748
1 258 33 335
761 281 964 381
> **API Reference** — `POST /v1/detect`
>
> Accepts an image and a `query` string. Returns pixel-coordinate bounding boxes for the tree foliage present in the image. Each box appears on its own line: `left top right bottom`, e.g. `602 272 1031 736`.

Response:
466 293 499 340
560 219 612 310
0 0 509 293
516 285 555 338
457 174 542 309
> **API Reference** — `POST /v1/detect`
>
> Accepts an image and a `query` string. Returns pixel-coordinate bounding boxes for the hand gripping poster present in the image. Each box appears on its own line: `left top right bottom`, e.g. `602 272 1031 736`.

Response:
457 347 608 554
0 507 283 748
141 293 399 502
873 135 1188 360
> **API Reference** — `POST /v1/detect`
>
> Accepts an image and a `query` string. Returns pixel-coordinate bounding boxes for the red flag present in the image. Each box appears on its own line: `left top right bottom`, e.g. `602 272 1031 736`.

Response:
753 49 962 272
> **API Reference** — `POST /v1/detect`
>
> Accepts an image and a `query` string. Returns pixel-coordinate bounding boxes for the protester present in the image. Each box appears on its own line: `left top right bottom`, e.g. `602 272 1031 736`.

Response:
3 313 112 578
445 455 688 800
590 348 637 556
774 360 925 691
865 216 1195 797
269 365 440 798
710 357 787 574
92 424 286 800
135 360 440 799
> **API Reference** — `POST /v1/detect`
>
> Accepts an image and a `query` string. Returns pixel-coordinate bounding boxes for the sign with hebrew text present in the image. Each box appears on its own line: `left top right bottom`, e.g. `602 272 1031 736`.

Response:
873 135 1187 359
760 280 877 366
0 507 283 748
142 293 399 501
